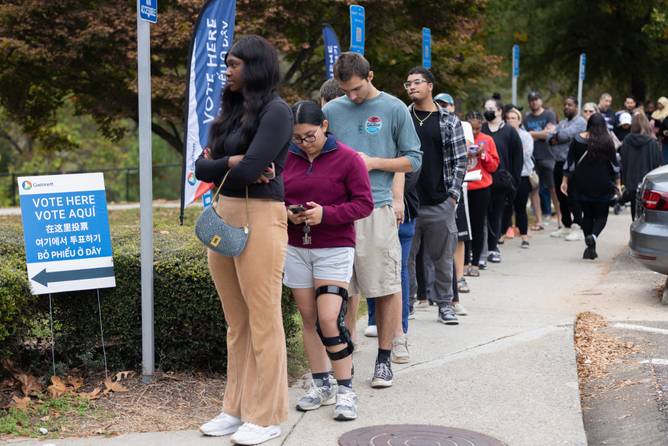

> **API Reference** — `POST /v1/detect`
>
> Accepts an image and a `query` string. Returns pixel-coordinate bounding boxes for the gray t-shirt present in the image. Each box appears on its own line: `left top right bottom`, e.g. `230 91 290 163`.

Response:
323 92 422 207
524 109 557 160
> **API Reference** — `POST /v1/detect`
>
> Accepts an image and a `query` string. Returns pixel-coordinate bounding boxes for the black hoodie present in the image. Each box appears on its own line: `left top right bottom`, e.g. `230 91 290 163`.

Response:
619 133 663 195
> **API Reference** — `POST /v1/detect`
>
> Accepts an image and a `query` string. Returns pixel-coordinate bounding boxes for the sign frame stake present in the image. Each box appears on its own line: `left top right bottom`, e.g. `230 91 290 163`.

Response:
96 289 109 380
48 293 56 377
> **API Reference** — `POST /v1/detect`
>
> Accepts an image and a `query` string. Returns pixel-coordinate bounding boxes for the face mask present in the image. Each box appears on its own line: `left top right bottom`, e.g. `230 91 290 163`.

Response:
483 110 496 121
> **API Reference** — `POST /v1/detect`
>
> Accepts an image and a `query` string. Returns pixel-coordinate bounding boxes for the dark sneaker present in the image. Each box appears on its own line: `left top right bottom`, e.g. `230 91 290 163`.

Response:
438 305 459 325
370 360 393 388
333 386 358 421
584 235 598 259
296 382 336 411
487 251 501 263
521 240 530 249
478 260 487 270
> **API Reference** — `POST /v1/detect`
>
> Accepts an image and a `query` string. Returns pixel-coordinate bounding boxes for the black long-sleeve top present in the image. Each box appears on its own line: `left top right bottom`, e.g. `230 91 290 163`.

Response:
194 96 293 200
482 123 524 186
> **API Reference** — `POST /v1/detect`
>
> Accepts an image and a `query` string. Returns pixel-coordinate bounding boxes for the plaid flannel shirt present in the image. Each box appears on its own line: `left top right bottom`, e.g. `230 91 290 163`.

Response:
409 103 467 202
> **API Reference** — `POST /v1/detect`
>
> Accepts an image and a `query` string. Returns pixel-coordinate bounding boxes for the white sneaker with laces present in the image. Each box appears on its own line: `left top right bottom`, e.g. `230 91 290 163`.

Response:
565 224 584 241
364 325 377 337
550 227 569 238
391 335 410 364
199 410 242 437
230 422 281 445
453 302 468 316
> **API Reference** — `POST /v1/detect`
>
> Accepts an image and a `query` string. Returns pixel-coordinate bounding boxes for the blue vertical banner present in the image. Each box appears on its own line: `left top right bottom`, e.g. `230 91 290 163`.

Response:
422 27 431 69
349 5 365 55
181 0 237 213
512 44 520 77
579 53 586 80
322 24 341 79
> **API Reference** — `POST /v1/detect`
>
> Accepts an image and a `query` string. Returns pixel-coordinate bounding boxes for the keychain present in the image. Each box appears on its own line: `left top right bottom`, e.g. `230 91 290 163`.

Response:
302 223 312 245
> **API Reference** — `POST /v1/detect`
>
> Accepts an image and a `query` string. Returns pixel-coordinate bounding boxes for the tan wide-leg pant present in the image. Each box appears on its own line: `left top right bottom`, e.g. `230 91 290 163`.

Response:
207 197 288 426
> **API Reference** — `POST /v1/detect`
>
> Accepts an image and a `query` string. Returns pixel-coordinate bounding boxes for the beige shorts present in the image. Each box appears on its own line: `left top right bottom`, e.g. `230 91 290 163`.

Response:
349 205 402 298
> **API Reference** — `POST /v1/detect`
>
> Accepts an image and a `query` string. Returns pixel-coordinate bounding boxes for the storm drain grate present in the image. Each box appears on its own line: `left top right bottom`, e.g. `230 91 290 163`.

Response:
339 424 506 446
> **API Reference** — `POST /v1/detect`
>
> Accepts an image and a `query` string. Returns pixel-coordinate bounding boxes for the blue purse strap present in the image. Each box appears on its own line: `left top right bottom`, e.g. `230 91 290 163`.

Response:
211 171 250 232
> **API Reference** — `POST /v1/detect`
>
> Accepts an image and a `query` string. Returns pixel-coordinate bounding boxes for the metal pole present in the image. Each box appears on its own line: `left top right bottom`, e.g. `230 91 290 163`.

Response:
48 293 56 376
577 53 585 114
577 78 583 114
137 2 154 383
96 289 109 380
512 76 517 108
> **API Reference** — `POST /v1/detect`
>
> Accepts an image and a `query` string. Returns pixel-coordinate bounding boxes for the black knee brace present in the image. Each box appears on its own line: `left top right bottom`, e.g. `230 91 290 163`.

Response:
315 285 354 361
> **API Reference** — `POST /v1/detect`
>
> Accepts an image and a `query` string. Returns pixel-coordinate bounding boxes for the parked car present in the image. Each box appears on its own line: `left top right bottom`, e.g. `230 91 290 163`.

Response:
630 166 668 283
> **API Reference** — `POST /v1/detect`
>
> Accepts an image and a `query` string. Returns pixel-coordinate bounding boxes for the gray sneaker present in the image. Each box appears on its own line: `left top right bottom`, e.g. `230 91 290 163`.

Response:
391 335 410 364
370 360 393 388
333 386 358 421
438 305 459 325
296 382 336 411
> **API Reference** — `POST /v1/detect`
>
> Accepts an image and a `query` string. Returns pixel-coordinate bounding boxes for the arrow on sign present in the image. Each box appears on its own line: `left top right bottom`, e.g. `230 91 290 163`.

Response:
31 267 115 287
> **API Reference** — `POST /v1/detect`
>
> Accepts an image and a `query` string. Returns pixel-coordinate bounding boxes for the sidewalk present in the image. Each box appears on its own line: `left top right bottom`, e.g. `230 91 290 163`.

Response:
9 211 656 446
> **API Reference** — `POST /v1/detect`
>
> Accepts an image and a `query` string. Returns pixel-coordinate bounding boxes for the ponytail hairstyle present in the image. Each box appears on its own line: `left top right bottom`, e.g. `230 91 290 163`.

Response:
586 113 615 161
291 100 325 126
208 35 281 157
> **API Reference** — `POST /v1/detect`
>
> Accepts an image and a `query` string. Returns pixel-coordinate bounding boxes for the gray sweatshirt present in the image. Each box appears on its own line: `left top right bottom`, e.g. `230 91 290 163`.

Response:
550 115 587 162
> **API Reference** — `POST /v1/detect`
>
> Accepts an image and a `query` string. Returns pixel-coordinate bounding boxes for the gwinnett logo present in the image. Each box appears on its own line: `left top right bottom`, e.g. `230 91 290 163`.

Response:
187 171 197 186
21 180 32 190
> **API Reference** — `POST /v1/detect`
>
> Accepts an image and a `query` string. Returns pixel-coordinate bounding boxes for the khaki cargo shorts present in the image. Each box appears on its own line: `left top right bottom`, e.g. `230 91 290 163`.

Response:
349 205 402 298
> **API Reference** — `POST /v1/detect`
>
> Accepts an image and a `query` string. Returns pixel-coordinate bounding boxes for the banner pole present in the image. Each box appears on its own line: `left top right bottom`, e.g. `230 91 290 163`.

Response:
96 289 109 380
48 293 56 377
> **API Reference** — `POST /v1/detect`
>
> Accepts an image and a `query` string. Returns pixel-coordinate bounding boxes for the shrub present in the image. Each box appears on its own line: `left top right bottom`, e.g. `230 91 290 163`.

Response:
0 209 300 373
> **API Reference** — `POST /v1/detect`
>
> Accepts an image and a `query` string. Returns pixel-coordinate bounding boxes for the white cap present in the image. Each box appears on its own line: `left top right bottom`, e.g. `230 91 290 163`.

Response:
619 112 632 126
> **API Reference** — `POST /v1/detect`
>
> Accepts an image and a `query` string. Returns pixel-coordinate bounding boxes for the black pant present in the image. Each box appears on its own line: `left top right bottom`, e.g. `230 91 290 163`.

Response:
487 187 507 253
554 161 582 228
514 177 531 235
579 201 609 238
465 187 491 266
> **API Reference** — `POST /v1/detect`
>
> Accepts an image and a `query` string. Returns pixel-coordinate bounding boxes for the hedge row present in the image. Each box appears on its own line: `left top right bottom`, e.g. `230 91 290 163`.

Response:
0 211 299 372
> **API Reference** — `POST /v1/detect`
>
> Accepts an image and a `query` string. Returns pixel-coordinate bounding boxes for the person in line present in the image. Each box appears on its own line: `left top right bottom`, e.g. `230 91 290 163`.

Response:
504 107 533 248
614 111 632 142
195 36 292 445
284 100 373 421
561 113 621 260
549 97 587 241
619 112 663 220
598 93 615 131
482 97 524 263
615 96 637 126
650 97 668 163
323 52 422 388
525 91 559 230
582 103 599 121
405 68 467 326
319 79 344 108
464 111 499 277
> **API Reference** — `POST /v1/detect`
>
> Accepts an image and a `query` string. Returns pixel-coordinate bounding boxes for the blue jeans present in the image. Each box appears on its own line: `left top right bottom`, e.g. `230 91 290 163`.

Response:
367 219 415 334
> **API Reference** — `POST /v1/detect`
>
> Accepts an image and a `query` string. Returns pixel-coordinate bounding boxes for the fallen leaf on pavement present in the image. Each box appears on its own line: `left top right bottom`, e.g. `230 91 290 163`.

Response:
11 395 31 411
16 373 42 396
48 376 71 398
103 378 128 394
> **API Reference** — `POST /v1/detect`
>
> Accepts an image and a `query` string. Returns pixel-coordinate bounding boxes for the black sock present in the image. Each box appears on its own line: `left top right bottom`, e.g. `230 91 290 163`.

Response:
337 378 352 389
377 348 391 363
312 371 331 387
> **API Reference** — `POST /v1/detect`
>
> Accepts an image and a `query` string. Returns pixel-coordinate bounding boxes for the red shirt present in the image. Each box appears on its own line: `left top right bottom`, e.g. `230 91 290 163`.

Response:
467 133 499 190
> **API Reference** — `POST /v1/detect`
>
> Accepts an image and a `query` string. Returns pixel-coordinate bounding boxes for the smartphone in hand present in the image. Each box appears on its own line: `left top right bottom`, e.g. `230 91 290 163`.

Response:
263 162 276 180
288 205 306 214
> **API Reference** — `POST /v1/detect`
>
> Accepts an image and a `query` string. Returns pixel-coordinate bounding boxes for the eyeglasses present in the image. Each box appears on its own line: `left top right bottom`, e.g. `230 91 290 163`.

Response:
292 126 321 144
403 79 429 89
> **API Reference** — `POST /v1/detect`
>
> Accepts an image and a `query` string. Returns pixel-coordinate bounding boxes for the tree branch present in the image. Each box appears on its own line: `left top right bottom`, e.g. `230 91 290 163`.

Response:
0 128 25 155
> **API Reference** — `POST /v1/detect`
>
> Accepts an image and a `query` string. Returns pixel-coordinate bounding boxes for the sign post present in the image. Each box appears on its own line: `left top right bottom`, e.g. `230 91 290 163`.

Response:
137 0 155 382
512 44 519 106
422 27 431 69
577 53 586 113
349 5 365 55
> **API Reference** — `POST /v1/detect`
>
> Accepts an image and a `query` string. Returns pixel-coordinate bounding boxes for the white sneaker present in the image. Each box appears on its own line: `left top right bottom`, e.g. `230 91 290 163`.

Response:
565 228 584 241
230 422 281 445
199 410 242 436
391 335 410 364
550 227 569 238
415 300 431 311
364 325 377 337
453 302 468 316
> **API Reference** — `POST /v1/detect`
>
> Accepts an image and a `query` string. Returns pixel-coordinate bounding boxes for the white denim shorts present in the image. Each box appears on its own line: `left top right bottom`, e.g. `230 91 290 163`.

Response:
283 246 355 288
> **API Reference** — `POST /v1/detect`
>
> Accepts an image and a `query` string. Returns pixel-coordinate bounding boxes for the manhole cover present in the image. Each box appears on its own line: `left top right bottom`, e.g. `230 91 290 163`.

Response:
339 424 506 446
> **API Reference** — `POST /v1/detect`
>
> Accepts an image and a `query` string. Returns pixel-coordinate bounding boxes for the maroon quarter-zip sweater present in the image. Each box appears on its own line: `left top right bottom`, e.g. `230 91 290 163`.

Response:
283 135 373 249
